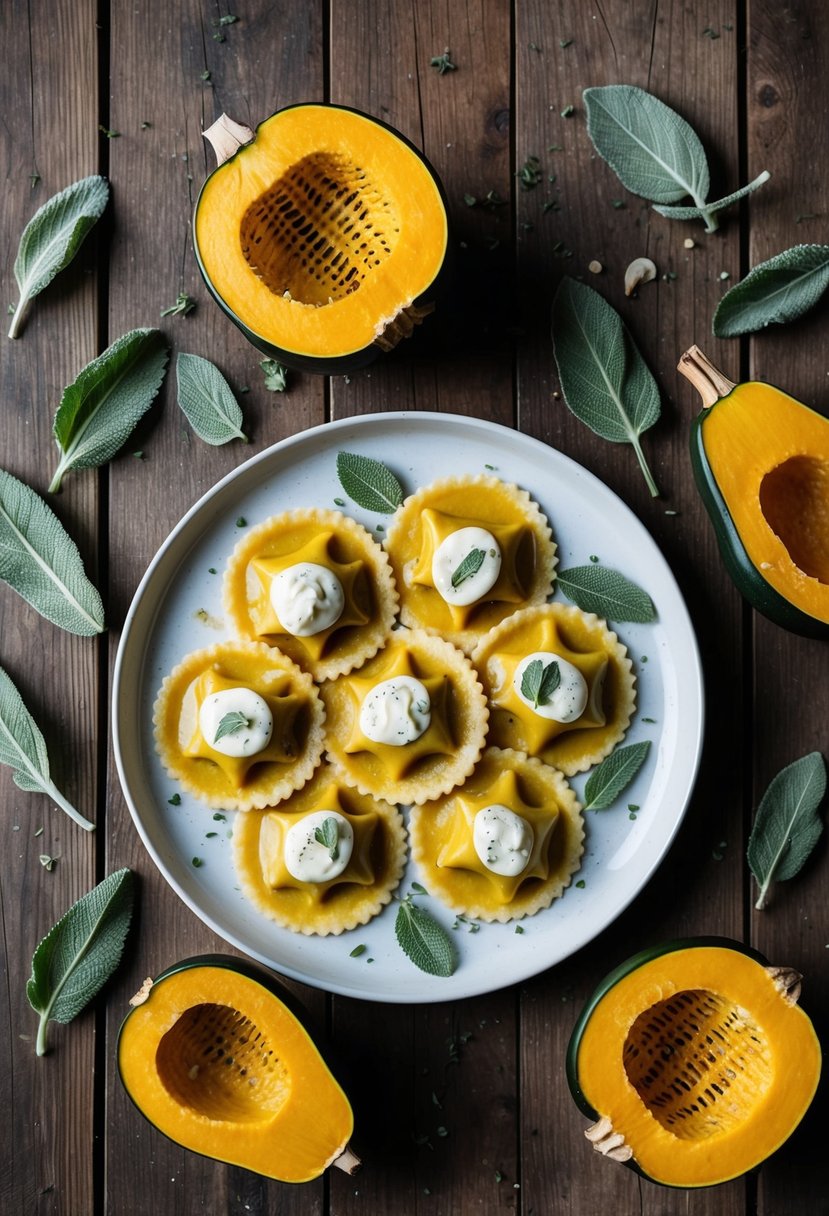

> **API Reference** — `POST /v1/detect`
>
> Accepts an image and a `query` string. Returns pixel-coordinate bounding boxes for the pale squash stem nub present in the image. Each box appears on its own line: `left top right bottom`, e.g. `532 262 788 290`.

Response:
332 1144 362 1175
677 345 737 408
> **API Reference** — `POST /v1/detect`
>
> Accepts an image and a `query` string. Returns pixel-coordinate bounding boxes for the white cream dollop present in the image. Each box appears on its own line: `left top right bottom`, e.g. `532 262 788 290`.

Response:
199 687 273 757
359 676 431 746
473 804 534 876
284 810 354 882
432 526 502 607
270 561 345 636
514 651 588 722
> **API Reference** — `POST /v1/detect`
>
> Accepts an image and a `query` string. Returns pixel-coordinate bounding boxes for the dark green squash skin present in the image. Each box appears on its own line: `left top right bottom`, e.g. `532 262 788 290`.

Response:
565 936 770 1187
690 405 829 640
193 102 452 376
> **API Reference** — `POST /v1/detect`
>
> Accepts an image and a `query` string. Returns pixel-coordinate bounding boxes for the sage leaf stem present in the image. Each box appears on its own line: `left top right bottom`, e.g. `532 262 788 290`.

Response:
27 868 134 1056
8 175 110 340
0 666 94 831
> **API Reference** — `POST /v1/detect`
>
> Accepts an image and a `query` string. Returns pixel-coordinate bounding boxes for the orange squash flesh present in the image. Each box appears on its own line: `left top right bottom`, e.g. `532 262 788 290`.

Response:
195 104 448 365
572 945 821 1188
118 961 354 1183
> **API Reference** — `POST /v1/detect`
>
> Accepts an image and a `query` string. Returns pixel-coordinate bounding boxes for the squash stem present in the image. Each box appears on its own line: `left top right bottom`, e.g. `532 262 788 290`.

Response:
202 114 255 166
332 1144 362 1175
677 345 737 407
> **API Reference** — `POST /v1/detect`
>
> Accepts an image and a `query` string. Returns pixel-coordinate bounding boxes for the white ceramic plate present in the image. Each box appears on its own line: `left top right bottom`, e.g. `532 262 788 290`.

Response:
113 412 703 1002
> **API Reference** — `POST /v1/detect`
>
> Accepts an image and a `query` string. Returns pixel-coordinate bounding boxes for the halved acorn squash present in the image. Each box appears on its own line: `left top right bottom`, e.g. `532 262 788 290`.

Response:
195 104 449 373
117 955 359 1183
679 345 829 638
566 938 821 1188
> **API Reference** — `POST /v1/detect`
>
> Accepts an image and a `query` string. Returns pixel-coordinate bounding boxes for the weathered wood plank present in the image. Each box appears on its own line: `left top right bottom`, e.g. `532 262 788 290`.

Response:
746 4 829 1212
515 1 747 1212
0 2 100 1214
103 2 326 1213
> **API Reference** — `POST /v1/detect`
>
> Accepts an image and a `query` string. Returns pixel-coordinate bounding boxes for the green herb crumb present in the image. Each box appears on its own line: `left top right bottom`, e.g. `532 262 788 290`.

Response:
168 793 181 806
430 48 457 75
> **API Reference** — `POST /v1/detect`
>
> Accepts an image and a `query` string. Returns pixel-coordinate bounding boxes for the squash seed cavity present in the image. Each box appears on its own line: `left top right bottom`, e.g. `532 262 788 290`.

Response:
759 456 829 584
622 989 773 1140
240 152 399 307
156 1002 290 1120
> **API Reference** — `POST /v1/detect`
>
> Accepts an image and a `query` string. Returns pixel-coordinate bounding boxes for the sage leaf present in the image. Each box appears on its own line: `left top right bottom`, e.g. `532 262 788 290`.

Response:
747 752 826 910
260 358 288 392
583 85 769 233
521 659 561 708
395 896 455 976
583 741 651 811
27 867 134 1056
451 547 485 588
713 244 829 338
557 565 656 623
0 467 104 635
213 710 250 743
314 816 340 861
0 665 94 831
552 277 661 496
336 451 404 514
50 329 170 492
176 353 247 445
8 175 110 339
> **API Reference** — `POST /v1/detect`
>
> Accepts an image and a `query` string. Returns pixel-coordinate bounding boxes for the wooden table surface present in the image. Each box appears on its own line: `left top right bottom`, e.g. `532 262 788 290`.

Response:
2 1 827 1213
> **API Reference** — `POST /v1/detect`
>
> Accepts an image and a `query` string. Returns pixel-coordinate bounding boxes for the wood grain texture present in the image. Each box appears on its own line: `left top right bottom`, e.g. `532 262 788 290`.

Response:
0 3 100 1215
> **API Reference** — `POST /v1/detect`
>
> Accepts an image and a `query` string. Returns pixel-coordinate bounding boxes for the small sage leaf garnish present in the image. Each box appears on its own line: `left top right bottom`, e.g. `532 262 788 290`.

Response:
0 467 104 635
260 358 288 392
451 547 485 588
8 175 110 340
0 665 94 831
557 566 656 623
395 895 456 976
314 816 340 861
521 659 561 708
747 752 826 911
213 710 250 743
336 451 404 514
582 741 651 811
27 867 134 1056
583 85 769 234
160 292 196 318
552 277 661 496
176 353 247 445
713 244 829 338
50 329 170 492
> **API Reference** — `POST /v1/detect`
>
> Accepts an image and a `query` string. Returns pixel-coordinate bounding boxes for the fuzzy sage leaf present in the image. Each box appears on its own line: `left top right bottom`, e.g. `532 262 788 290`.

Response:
0 665 94 830
176 352 247 445
557 566 656 623
583 741 651 811
336 451 404 514
27 867 134 1056
0 467 104 634
747 752 826 910
8 175 110 339
314 816 340 861
451 548 485 588
50 329 170 492
552 277 661 496
583 85 769 234
395 896 455 976
213 710 250 744
521 659 561 708
713 244 829 338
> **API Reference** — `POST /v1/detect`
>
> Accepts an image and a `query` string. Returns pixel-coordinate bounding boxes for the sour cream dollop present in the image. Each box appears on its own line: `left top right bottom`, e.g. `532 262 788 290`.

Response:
284 810 354 882
270 562 345 636
432 526 502 607
199 687 273 757
359 676 431 746
514 651 588 722
473 804 534 876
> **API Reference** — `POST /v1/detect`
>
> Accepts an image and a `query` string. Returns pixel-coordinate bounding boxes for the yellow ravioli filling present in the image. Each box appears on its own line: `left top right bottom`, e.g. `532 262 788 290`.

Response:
248 531 371 660
436 770 559 904
181 668 305 787
342 646 455 780
409 509 535 628
257 783 379 903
